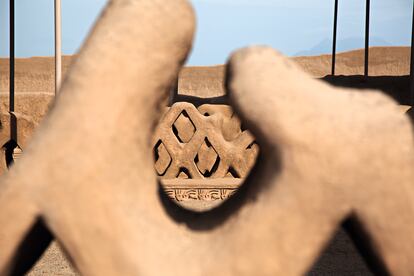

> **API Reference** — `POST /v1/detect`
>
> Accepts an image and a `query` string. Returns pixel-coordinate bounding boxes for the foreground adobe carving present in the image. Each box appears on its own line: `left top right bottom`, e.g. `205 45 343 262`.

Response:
1 1 414 276
226 46 414 275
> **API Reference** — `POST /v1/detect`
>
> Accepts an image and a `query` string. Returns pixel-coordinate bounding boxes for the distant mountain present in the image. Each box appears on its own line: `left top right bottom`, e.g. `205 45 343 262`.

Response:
295 36 392 57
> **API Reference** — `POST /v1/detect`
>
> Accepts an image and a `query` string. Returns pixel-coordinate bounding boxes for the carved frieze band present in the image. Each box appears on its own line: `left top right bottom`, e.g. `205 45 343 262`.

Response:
161 178 241 201
164 188 237 202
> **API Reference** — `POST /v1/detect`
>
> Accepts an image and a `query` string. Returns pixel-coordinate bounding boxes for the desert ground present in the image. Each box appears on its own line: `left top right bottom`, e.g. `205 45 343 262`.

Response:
0 46 410 275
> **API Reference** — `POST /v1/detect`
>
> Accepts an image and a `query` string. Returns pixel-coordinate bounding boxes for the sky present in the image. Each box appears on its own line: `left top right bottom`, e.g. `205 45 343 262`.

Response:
0 0 412 65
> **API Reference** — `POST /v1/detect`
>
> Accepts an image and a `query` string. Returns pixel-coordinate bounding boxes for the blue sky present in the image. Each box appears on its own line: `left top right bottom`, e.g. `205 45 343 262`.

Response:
0 0 412 65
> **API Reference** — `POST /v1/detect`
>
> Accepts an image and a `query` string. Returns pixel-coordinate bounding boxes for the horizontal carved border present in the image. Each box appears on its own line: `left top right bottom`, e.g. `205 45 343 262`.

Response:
161 179 242 201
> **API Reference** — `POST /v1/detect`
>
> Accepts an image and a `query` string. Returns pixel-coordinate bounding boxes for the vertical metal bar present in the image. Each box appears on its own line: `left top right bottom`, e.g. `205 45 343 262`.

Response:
9 0 17 145
332 0 339 76
55 0 62 95
410 0 414 106
9 0 14 113
169 76 179 106
364 0 370 78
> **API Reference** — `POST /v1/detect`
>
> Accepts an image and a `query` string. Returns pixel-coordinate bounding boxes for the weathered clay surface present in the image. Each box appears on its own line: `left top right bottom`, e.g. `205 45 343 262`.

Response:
154 102 258 180
225 46 414 275
0 0 413 275
177 66 226 99
154 102 258 208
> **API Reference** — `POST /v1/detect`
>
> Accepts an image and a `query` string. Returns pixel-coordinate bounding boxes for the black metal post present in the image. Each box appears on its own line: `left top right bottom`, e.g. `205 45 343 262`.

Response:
410 1 414 106
9 0 14 113
364 0 370 78
332 0 339 75
9 0 17 145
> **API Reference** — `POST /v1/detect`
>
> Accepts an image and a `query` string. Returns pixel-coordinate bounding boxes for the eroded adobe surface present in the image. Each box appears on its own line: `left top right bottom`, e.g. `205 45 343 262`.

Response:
154 102 258 209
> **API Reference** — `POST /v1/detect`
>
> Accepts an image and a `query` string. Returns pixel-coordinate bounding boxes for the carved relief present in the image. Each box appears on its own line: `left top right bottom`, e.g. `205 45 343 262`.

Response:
153 102 259 201
161 178 242 202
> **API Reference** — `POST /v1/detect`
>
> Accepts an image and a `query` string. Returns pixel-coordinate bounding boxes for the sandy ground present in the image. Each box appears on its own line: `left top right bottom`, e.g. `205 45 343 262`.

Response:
27 243 78 276
0 46 410 275
294 46 410 78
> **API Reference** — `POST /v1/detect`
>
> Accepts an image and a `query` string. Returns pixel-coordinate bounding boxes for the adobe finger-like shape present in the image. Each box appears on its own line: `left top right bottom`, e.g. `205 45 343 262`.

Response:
226 46 414 275
0 0 195 274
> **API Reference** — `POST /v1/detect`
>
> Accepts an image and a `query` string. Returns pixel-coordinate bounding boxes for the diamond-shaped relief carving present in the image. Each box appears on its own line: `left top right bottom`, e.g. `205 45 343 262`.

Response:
154 140 171 176
172 111 195 143
195 138 220 177
225 166 240 178
177 168 191 179
154 103 259 183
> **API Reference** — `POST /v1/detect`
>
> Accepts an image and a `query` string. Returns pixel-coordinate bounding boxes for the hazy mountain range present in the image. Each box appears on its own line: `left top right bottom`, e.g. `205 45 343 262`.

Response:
295 36 392 56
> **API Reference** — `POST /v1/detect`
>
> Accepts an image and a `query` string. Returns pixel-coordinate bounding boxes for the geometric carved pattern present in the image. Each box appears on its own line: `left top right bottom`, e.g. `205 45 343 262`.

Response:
172 111 195 143
153 102 259 202
153 102 258 179
154 141 171 176
161 179 241 202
